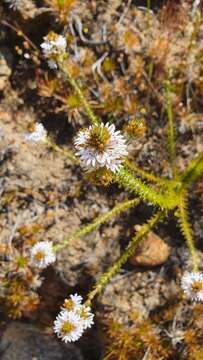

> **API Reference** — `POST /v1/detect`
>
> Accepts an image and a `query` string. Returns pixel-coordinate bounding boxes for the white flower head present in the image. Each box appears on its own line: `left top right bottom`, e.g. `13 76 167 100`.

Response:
77 305 94 330
181 271 203 301
30 241 56 269
61 294 83 312
54 310 84 343
40 33 67 69
24 123 47 143
74 122 128 173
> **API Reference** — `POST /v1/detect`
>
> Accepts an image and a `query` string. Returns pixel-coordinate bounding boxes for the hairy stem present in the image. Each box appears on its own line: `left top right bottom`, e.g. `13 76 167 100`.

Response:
54 198 140 252
114 167 178 209
181 152 203 188
86 210 164 305
125 159 171 186
178 193 199 271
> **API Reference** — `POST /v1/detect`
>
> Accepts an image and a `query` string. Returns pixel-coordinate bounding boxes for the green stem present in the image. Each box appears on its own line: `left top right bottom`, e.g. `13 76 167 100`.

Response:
54 198 140 252
45 138 80 164
86 210 164 305
59 64 100 126
147 0 151 13
165 81 176 177
125 159 171 186
114 167 178 210
181 152 203 188
178 194 199 271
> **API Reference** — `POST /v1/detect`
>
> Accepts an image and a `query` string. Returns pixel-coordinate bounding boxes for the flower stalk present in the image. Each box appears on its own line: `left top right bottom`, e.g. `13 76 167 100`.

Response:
177 193 199 272
86 210 164 306
54 198 140 252
59 64 100 126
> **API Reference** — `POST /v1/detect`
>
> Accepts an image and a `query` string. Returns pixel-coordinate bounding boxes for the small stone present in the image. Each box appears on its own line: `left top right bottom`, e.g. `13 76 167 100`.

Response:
129 227 171 267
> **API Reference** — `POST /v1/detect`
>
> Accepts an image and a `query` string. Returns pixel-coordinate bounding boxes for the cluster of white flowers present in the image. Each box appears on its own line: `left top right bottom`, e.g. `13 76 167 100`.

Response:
40 33 67 69
24 123 47 143
5 0 22 10
74 122 128 173
30 241 56 269
54 294 94 343
181 271 203 302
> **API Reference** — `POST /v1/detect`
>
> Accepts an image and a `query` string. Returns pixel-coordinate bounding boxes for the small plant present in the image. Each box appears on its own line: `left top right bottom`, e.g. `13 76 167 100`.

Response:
1 0 203 357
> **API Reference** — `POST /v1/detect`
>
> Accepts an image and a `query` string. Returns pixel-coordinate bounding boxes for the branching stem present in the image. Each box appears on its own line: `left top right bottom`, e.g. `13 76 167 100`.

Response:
54 198 140 252
125 159 171 186
114 167 178 209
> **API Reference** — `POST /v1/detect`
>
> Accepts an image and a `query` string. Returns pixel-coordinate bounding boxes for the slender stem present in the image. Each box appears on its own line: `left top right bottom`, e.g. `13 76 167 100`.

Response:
181 152 203 188
125 159 170 186
59 64 100 125
53 198 140 252
45 138 80 164
147 0 151 13
165 81 176 177
86 210 164 305
178 194 199 271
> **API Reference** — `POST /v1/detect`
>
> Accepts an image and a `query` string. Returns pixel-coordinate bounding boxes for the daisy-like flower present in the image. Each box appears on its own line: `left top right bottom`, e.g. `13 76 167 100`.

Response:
54 311 84 343
54 294 94 343
74 122 128 173
40 33 67 69
181 271 203 301
77 304 94 330
30 241 56 269
61 294 83 312
24 123 47 143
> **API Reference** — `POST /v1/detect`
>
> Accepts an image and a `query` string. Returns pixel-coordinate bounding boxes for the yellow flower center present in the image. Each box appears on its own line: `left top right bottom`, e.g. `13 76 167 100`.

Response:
87 126 110 153
34 251 45 262
192 281 203 293
27 122 36 133
63 299 74 311
61 321 75 335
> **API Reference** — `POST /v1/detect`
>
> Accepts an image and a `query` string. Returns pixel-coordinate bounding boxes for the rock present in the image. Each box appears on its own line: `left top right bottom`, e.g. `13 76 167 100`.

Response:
0 322 83 360
129 228 171 267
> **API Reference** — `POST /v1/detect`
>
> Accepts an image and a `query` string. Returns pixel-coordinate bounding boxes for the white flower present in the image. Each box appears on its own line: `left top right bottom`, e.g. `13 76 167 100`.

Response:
40 34 67 69
47 60 58 70
54 294 94 343
24 123 47 143
5 0 22 10
30 241 56 269
61 294 83 312
74 122 128 173
77 305 94 330
54 310 84 343
181 271 203 301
